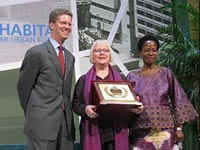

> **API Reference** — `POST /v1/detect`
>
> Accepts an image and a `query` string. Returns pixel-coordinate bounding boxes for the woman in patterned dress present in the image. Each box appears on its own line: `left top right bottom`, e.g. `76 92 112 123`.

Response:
127 34 198 150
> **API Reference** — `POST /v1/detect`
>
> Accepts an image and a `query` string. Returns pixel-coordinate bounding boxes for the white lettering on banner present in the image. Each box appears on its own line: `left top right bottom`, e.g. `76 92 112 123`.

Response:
0 23 50 43
0 0 71 71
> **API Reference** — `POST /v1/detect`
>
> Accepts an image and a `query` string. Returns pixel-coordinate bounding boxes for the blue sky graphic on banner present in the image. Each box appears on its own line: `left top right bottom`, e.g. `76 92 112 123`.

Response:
0 0 71 70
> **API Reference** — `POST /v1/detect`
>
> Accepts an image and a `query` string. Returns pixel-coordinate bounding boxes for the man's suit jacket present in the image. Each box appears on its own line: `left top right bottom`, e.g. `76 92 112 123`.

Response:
17 40 75 141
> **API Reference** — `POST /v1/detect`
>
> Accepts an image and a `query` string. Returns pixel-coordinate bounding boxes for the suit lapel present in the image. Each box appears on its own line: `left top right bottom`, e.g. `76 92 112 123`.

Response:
46 41 63 78
63 48 71 78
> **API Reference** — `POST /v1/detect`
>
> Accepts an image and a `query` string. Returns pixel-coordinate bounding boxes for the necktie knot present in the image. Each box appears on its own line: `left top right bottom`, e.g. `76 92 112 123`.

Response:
58 46 63 51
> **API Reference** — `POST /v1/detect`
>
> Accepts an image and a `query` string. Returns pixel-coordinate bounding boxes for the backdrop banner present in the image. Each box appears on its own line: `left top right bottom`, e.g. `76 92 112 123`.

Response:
0 0 72 70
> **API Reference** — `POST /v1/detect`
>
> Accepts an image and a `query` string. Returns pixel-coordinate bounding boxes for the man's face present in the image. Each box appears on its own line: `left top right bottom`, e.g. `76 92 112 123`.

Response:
50 14 72 44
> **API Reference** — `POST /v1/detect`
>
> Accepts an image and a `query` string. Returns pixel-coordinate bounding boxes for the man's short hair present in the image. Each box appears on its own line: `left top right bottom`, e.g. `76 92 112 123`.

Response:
49 8 72 24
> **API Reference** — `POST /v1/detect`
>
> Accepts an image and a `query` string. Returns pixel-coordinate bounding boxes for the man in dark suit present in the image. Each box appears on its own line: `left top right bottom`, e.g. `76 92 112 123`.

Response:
17 8 75 150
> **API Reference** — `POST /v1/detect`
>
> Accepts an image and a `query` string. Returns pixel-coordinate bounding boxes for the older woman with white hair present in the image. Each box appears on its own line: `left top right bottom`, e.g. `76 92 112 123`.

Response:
72 40 132 150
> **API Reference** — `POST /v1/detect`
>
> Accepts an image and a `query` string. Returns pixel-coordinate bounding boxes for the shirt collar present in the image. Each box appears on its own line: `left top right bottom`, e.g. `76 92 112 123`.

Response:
49 37 60 50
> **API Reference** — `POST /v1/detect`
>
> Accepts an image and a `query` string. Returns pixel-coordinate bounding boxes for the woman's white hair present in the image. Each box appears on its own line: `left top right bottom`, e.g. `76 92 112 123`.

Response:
89 40 112 64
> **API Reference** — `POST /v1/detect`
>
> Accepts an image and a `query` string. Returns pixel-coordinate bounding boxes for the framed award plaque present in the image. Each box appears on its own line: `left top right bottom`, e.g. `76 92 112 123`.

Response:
92 80 142 119
92 80 142 106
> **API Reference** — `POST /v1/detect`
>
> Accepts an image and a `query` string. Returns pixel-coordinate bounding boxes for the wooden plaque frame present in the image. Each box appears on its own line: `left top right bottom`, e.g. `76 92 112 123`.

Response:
92 80 142 106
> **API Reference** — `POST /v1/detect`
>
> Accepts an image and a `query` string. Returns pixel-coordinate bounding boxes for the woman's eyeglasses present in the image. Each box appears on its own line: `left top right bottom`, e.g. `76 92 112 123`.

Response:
94 49 110 54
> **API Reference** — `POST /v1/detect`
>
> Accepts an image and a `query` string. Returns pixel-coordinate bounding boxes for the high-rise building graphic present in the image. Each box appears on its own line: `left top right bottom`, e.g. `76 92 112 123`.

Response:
135 0 172 38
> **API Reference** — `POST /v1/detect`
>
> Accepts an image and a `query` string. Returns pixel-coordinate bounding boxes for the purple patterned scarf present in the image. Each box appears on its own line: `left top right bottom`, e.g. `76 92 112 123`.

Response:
83 65 129 150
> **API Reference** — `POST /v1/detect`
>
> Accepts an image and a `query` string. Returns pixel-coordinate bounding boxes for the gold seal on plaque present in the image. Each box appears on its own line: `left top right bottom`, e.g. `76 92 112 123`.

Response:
104 86 128 98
